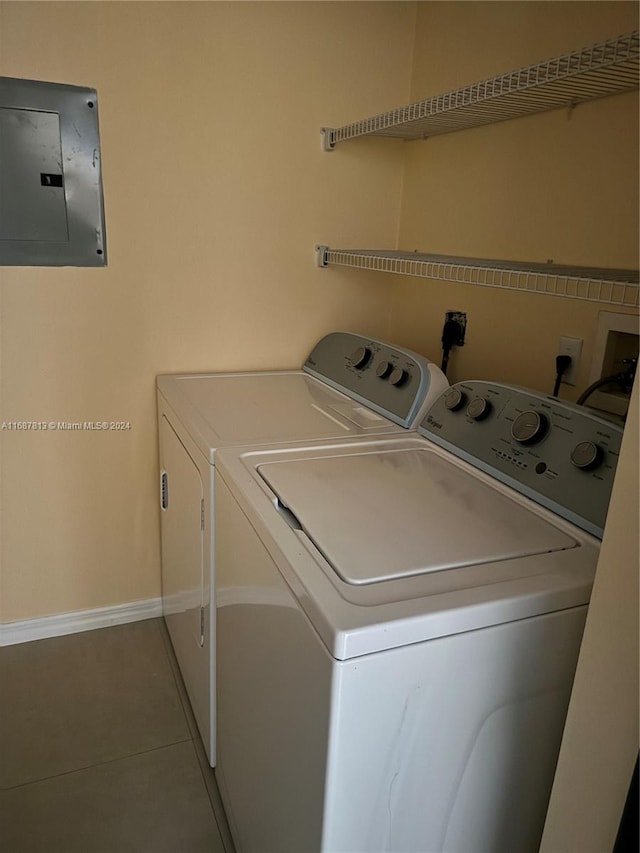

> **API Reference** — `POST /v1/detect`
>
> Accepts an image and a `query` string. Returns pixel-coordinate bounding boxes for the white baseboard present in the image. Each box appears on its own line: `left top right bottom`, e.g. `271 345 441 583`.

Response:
0 597 163 647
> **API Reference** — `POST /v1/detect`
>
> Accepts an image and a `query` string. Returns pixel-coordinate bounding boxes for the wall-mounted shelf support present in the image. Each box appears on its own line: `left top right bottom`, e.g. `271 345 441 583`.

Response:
315 246 639 308
320 128 335 153
316 244 330 266
322 30 639 148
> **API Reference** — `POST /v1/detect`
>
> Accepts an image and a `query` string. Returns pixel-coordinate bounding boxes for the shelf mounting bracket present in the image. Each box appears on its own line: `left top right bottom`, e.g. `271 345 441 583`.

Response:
316 245 329 267
321 128 336 152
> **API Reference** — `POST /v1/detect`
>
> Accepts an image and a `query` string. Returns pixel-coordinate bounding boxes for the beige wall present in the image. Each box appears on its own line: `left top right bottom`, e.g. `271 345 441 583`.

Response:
0 1 417 622
389 1 639 391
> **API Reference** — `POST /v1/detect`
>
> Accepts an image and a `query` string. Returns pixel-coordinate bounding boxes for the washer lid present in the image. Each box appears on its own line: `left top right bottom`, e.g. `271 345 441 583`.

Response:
258 448 577 585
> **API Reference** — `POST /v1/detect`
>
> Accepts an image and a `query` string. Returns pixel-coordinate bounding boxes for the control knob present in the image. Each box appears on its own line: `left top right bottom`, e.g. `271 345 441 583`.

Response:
511 410 549 445
351 346 372 369
389 366 408 387
570 441 604 471
467 397 492 421
444 387 466 412
375 360 393 379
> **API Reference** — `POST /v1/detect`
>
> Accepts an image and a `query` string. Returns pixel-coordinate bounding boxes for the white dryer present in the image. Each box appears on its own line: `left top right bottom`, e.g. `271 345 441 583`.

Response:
156 331 447 764
214 381 623 853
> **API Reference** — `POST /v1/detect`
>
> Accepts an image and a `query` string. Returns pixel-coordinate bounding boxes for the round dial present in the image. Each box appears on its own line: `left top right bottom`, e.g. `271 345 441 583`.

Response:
571 441 604 471
467 397 492 421
375 360 393 378
389 366 408 387
351 346 372 369
511 410 549 445
444 388 466 412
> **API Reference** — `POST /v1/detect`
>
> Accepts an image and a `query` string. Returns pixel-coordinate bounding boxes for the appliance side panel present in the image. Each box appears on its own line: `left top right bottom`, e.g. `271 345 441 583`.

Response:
323 607 587 853
158 414 211 757
215 473 333 853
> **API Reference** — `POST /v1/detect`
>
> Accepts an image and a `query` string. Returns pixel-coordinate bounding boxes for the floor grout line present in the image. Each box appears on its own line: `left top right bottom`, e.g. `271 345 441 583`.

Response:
156 617 201 742
1 737 195 793
156 619 236 852
0 617 235 853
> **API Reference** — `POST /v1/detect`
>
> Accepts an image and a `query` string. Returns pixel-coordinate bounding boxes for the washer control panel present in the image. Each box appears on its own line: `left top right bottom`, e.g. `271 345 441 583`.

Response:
303 332 446 428
420 381 624 538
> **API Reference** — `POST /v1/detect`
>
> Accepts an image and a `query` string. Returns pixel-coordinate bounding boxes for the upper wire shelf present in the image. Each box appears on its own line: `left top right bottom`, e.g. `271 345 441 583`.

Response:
321 30 639 150
315 247 640 308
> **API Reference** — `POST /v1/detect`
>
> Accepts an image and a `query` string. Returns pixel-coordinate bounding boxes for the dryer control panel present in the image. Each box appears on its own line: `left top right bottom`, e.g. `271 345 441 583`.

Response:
419 381 623 538
303 332 447 428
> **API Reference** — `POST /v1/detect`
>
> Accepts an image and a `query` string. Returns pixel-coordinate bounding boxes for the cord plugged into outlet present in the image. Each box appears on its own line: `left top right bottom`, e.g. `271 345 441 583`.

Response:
553 355 572 397
557 337 583 386
552 337 584 397
440 311 466 376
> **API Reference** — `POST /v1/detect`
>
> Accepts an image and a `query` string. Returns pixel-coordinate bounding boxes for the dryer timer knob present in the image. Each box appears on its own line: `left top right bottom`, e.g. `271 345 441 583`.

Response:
351 347 372 369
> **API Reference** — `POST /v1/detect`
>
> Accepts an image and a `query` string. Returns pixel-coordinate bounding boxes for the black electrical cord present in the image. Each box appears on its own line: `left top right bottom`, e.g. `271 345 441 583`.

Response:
440 319 463 375
577 374 625 406
577 359 637 406
553 355 572 397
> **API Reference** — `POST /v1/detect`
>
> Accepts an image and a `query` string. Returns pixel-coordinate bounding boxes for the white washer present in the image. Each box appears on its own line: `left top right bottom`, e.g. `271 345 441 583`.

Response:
214 381 623 853
156 331 447 764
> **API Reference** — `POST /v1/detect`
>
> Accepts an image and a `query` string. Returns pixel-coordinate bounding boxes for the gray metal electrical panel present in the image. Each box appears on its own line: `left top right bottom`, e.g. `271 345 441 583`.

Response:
0 77 107 266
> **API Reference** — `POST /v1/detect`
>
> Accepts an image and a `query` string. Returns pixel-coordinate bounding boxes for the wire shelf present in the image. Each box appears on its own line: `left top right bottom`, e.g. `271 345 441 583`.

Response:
315 247 640 308
322 30 639 148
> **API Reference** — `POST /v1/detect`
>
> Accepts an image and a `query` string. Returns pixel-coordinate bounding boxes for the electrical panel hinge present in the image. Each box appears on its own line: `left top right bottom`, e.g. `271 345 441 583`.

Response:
200 606 205 647
200 498 205 531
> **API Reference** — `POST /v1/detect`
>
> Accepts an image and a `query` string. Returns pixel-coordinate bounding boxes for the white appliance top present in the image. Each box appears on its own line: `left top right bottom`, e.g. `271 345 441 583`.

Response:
258 448 575 585
216 435 601 660
157 332 448 464
216 384 621 659
158 371 404 464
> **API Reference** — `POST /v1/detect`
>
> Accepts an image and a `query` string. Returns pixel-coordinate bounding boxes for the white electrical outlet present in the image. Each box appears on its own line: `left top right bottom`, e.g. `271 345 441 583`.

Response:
558 336 583 386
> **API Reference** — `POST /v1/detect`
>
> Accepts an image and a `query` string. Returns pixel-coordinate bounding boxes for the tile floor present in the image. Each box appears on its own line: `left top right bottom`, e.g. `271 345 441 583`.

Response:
0 618 234 853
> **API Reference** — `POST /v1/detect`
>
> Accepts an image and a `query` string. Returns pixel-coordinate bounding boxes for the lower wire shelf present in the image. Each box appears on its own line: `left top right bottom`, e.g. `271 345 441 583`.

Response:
315 246 640 308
